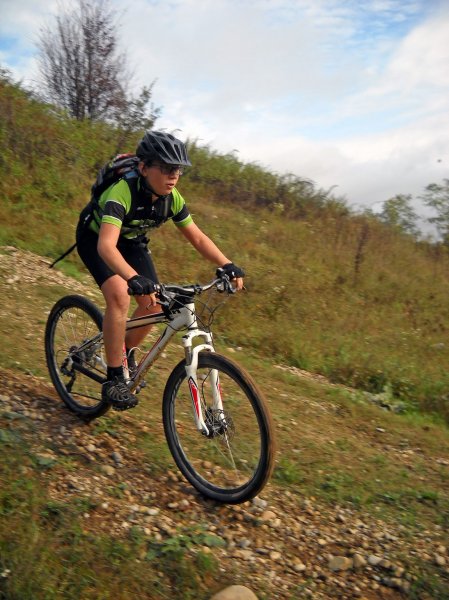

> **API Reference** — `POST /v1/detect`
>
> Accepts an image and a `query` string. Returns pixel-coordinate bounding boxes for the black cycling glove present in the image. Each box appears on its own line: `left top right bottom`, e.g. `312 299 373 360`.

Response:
217 263 245 279
127 275 157 296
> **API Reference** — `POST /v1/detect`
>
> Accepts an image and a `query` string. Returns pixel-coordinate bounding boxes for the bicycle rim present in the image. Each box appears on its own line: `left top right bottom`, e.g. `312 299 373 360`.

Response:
45 295 109 419
163 353 275 503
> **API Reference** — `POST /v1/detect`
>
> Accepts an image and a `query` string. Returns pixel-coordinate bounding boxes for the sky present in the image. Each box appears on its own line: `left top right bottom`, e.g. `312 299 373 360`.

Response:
0 0 448 231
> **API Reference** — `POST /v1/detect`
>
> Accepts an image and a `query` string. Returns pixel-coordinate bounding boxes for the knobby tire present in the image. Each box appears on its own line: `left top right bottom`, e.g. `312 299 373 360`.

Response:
163 352 275 504
45 295 110 420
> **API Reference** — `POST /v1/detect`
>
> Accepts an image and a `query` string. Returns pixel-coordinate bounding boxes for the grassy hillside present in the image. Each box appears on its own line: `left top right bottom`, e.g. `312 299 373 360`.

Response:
1 72 449 422
0 72 448 600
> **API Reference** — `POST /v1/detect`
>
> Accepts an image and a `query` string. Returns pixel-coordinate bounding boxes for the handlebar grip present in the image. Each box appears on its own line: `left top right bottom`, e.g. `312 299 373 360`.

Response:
127 284 161 296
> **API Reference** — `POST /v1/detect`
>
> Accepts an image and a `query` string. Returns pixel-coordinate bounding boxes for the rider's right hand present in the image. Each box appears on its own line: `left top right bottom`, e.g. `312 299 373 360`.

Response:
127 275 157 296
217 263 245 280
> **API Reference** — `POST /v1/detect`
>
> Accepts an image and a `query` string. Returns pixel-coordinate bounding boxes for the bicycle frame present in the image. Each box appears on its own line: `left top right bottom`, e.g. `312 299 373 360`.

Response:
67 279 231 435
121 301 222 436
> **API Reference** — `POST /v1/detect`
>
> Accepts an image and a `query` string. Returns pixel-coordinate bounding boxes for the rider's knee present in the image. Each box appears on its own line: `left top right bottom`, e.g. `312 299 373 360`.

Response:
104 289 130 314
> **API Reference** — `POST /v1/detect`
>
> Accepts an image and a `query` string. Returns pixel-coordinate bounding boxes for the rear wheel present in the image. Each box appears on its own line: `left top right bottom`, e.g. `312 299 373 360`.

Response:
45 295 110 420
163 352 275 504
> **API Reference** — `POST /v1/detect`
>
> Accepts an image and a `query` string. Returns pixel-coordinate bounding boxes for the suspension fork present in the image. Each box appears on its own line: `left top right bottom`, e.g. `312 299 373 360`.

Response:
182 327 223 436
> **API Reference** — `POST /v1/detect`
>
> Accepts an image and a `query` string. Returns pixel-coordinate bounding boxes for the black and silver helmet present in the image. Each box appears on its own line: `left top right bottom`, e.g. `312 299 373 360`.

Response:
136 130 192 166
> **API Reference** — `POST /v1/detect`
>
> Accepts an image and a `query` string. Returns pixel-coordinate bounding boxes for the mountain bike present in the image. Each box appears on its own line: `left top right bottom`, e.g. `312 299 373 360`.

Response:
45 273 275 504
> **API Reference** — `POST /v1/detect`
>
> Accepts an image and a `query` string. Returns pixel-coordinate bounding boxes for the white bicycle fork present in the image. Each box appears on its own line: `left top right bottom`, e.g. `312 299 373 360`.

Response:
181 303 224 437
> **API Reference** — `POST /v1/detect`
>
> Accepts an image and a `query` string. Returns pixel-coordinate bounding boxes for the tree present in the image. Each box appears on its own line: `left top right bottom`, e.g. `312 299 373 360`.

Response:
420 179 449 245
37 0 160 128
379 194 419 236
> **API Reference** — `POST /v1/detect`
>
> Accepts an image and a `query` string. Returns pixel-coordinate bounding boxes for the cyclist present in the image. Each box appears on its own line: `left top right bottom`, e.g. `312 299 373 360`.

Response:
76 130 244 411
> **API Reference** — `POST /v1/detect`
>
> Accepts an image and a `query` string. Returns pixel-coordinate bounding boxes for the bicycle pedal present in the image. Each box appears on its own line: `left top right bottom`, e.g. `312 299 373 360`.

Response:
134 381 146 394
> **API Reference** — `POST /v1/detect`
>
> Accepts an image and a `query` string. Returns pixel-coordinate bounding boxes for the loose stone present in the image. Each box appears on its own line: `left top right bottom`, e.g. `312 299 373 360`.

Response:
353 554 367 569
210 585 258 600
435 555 446 567
101 465 115 476
328 556 353 571
260 510 277 522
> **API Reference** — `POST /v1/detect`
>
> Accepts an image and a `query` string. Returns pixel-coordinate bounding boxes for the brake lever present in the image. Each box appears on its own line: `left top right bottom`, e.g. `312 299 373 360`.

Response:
216 276 237 294
155 287 177 319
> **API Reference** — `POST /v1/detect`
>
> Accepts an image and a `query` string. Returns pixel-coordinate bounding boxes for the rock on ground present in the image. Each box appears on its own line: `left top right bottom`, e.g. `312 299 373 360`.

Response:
210 585 258 600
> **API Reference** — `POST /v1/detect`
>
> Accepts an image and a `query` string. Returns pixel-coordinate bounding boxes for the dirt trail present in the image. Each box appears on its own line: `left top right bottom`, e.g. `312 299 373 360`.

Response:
0 247 448 599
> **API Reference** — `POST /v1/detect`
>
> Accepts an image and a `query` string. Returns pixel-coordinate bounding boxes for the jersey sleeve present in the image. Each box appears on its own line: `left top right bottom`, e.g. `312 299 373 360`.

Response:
99 179 133 228
171 188 193 227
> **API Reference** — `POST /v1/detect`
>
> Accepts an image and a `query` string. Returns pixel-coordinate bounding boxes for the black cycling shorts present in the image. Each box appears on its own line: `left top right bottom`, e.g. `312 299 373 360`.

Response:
76 225 158 289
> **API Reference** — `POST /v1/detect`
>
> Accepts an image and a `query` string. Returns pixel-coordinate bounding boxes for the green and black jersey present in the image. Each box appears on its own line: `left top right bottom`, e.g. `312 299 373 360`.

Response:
88 175 193 240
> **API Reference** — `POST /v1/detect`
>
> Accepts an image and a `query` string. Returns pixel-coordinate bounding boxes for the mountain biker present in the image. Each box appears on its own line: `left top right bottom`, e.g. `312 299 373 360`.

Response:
76 130 245 411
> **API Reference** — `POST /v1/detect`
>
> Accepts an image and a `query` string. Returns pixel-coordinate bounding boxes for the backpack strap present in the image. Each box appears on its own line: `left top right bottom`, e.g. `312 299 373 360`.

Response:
120 176 172 232
152 194 172 227
87 170 139 230
49 208 95 269
49 242 78 269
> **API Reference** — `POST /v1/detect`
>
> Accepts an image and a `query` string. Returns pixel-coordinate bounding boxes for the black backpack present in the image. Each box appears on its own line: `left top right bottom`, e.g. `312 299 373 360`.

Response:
90 153 140 201
88 153 171 235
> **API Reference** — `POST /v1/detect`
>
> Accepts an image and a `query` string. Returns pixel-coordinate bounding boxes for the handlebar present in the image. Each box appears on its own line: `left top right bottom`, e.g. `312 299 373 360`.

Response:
127 274 237 299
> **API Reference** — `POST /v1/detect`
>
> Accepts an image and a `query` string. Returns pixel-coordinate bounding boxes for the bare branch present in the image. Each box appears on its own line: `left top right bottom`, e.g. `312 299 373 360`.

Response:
36 0 160 126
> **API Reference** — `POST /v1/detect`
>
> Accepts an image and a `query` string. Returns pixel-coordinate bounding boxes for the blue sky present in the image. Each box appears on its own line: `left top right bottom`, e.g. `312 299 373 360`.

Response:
1 0 448 231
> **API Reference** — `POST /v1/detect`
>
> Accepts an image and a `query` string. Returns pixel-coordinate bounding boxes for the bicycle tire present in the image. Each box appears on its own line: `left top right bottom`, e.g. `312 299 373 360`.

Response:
163 352 275 504
45 294 110 420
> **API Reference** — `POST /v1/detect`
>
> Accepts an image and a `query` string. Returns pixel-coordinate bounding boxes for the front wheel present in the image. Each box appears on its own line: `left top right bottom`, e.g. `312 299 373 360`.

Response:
163 352 275 504
45 295 110 420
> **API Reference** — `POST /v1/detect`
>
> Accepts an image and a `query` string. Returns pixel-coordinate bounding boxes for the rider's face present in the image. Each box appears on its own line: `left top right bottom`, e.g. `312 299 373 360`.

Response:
139 162 181 197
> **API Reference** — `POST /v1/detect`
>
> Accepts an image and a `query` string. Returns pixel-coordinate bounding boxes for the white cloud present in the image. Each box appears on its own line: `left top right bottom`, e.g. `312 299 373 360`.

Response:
0 1 58 41
0 0 58 81
124 0 335 100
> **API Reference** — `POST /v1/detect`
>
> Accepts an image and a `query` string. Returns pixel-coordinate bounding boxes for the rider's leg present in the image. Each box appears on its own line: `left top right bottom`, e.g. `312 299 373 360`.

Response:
76 228 131 370
75 228 153 410
121 241 160 351
101 275 130 368
100 275 139 410
125 297 160 350
101 277 158 368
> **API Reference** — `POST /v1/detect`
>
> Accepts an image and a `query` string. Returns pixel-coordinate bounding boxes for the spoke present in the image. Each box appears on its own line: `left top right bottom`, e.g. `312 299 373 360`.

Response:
52 305 105 409
215 434 238 473
172 361 262 490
